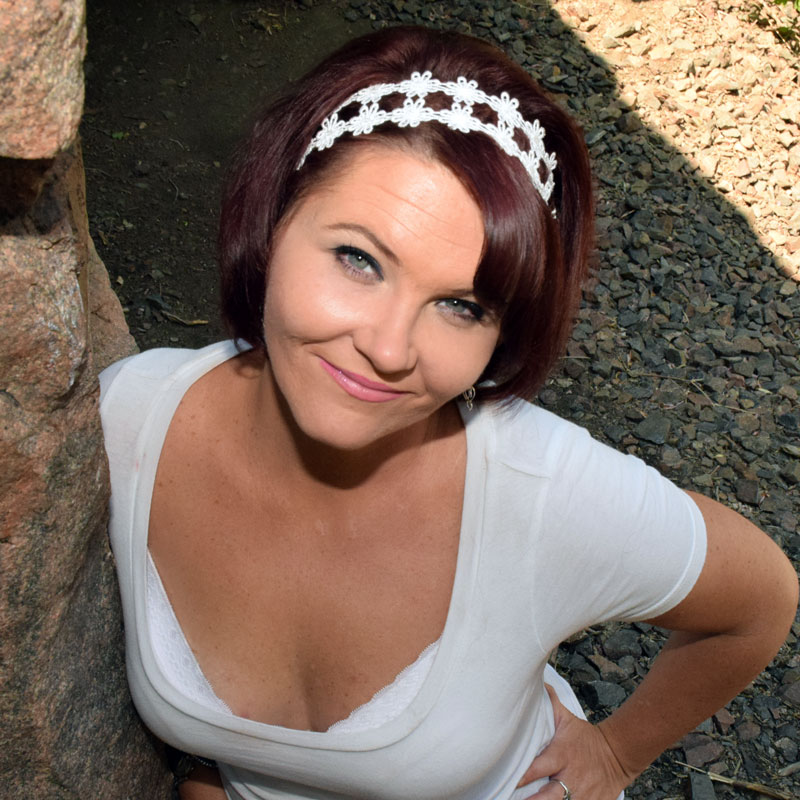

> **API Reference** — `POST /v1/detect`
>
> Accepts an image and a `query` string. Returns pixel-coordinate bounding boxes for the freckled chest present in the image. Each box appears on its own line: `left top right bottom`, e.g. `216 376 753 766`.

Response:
148 359 465 730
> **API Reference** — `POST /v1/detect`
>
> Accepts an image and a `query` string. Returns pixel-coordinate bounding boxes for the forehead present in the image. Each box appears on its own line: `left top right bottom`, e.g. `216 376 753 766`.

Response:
291 144 485 266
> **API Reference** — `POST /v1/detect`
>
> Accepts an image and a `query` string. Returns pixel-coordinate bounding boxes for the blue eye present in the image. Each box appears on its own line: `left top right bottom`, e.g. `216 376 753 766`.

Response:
334 246 381 279
438 298 485 322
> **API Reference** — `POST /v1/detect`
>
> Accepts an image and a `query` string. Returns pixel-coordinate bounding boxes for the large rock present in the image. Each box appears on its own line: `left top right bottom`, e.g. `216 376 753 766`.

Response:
0 143 166 800
0 1 167 795
87 229 137 372
0 0 86 159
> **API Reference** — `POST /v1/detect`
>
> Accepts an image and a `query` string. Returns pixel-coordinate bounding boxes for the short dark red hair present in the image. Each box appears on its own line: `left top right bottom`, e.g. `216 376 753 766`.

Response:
219 25 593 402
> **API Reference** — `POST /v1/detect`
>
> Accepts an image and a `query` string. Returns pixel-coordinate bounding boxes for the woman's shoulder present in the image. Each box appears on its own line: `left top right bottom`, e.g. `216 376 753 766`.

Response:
484 400 707 628
99 340 245 448
99 340 240 399
481 397 598 477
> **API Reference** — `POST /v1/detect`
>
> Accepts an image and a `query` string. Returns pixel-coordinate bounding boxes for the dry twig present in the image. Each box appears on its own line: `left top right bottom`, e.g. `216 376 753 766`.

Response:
675 760 795 800
162 310 208 326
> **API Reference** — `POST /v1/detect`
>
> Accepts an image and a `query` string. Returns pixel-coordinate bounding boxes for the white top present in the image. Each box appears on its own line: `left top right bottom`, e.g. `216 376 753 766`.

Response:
145 546 441 729
100 341 707 800
146 548 588 744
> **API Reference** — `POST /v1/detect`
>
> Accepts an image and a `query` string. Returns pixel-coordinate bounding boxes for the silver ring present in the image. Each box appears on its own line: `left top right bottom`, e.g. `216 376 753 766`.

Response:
556 779 572 800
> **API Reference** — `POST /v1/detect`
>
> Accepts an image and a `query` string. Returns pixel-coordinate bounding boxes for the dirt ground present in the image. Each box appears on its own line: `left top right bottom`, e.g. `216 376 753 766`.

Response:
82 0 372 350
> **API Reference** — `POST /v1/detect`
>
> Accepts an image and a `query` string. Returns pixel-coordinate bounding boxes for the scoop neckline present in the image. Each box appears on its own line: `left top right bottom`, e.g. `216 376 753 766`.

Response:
128 340 491 752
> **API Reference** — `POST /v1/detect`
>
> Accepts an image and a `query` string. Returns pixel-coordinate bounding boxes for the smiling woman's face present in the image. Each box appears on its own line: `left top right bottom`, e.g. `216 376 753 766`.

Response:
262 145 500 451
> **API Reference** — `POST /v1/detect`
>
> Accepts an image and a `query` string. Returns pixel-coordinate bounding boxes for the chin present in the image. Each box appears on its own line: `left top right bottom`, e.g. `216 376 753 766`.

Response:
297 412 409 452
269 362 445 453
290 395 433 454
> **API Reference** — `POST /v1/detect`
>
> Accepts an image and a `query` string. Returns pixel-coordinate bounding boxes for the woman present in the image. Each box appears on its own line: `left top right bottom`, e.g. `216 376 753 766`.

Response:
100 26 797 800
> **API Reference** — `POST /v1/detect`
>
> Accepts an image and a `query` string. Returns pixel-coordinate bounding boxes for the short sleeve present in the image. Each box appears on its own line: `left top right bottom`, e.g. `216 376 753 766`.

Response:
499 408 708 652
99 355 135 399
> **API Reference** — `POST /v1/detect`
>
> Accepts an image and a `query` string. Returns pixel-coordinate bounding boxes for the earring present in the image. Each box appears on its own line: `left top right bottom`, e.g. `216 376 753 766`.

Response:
462 386 476 411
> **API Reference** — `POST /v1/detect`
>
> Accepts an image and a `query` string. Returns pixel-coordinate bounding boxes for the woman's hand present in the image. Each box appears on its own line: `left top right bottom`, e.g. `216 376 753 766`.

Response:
517 686 635 800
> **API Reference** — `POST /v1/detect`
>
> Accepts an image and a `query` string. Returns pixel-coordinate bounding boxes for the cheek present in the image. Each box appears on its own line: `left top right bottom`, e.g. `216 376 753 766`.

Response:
266 296 362 353
420 326 500 396
263 264 342 342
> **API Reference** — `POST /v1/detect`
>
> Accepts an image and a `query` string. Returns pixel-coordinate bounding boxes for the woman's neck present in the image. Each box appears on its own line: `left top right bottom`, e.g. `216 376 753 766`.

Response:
241 353 461 492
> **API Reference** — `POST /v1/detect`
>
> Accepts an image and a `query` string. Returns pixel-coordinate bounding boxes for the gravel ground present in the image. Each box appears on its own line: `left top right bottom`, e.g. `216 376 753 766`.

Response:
82 1 799 798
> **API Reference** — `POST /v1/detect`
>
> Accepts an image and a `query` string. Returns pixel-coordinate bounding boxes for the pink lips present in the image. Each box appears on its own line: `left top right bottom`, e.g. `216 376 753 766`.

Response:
319 358 406 402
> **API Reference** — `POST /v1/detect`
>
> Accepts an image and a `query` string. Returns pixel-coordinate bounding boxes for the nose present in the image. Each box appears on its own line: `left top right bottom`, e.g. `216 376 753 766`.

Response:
352 303 419 376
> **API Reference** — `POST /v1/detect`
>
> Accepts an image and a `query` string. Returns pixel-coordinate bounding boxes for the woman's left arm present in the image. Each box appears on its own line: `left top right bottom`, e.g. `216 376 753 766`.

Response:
522 491 799 800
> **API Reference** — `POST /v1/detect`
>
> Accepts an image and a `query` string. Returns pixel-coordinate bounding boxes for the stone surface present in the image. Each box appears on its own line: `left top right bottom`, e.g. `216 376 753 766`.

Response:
603 628 643 660
736 478 760 505
88 233 138 371
588 653 630 683
712 707 735 734
0 143 166 799
683 736 725 767
688 771 717 800
634 413 671 445
0 2 162 790
581 680 628 710
0 0 86 158
781 680 800 709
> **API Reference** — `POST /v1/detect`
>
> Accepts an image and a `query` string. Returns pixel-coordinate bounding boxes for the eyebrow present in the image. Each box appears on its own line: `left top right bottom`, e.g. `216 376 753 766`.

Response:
324 222 398 263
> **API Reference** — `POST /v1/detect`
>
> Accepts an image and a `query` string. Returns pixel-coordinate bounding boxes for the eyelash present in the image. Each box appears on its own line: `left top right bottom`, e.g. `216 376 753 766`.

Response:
334 245 381 280
438 298 485 322
332 245 485 323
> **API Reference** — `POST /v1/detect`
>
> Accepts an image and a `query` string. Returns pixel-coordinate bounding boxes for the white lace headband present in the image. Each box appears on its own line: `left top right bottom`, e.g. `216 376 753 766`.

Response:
297 70 558 209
